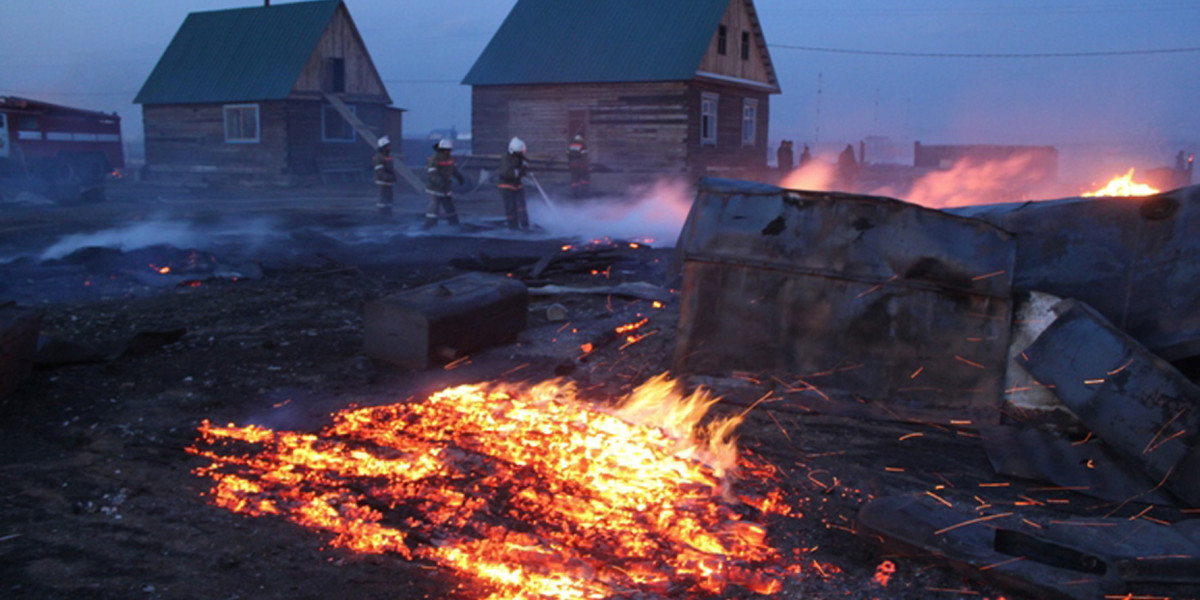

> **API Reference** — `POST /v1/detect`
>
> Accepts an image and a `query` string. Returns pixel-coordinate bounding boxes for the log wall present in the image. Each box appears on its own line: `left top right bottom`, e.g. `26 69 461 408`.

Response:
472 80 770 181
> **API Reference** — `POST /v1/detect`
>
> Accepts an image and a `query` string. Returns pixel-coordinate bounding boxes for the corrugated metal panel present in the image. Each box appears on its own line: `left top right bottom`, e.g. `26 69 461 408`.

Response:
462 0 730 85
674 178 1016 423
948 184 1200 360
135 0 341 104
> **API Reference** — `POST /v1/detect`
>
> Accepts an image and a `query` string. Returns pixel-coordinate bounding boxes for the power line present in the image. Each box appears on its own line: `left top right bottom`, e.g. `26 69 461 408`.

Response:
768 43 1200 58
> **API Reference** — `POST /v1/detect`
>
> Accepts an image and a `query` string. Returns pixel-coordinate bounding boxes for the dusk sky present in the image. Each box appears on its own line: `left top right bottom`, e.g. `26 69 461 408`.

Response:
3 0 1198 174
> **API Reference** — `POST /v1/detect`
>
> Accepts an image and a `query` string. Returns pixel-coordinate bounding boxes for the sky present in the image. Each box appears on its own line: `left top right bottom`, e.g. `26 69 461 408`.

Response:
3 0 1198 178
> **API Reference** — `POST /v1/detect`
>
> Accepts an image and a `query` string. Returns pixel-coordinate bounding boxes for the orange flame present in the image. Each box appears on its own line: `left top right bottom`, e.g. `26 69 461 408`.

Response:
1082 168 1160 197
188 374 803 598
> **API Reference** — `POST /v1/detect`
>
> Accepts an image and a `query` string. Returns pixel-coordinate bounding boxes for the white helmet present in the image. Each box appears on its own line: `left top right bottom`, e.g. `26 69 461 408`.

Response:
508 137 526 154
436 138 453 150
377 136 390 148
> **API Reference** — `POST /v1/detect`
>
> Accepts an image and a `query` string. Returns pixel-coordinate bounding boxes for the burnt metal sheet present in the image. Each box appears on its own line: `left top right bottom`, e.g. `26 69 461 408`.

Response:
1020 299 1200 507
979 425 1175 505
950 184 1200 360
859 494 1200 600
674 178 1016 423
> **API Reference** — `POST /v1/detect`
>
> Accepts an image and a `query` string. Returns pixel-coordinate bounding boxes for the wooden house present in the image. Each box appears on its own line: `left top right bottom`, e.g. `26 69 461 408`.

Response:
134 0 401 186
462 0 781 189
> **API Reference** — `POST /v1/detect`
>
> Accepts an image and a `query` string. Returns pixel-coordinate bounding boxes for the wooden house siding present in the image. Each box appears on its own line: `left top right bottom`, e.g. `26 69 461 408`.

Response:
143 103 289 183
291 5 389 101
696 0 772 86
686 81 770 173
473 82 700 175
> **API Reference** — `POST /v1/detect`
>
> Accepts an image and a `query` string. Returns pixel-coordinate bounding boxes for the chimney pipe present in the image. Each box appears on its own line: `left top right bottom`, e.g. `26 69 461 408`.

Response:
265 0 270 6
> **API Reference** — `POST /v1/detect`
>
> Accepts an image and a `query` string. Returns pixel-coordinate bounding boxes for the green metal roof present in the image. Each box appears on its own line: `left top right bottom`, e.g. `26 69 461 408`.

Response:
135 0 341 104
462 0 733 86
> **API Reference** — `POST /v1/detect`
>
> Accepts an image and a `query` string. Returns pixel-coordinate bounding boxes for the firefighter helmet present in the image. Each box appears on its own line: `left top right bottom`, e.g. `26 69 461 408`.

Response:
508 137 526 154
573 134 584 142
436 138 453 150
377 136 390 148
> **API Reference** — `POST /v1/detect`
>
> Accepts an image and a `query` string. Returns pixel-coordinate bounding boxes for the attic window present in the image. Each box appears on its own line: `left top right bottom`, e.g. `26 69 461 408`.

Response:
327 58 346 93
741 31 750 60
223 104 259 144
717 25 727 55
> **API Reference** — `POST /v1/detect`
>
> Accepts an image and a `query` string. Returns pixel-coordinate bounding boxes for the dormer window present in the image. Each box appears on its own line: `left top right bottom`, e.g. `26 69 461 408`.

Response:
717 25 727 56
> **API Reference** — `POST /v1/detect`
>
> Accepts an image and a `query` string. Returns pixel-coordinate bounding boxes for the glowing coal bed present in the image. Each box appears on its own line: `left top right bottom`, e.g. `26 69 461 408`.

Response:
187 374 819 599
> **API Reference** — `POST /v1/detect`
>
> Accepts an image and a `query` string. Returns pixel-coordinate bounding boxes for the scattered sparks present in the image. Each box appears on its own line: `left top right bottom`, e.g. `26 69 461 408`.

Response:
873 560 896 586
188 374 805 599
934 513 1013 536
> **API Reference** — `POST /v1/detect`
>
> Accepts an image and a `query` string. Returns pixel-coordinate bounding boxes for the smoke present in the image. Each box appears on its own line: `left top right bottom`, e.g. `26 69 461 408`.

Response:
36 216 282 262
529 178 694 247
779 160 838 192
895 153 1059 208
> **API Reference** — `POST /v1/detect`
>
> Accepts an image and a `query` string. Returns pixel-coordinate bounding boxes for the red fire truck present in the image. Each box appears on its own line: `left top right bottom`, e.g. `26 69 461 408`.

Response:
0 95 124 202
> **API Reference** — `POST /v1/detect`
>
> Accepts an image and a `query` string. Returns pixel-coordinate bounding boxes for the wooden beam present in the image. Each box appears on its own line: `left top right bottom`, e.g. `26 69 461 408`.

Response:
323 93 424 194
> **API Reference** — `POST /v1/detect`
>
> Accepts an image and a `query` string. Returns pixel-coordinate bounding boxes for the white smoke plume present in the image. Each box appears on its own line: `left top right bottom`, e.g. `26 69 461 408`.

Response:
529 178 695 247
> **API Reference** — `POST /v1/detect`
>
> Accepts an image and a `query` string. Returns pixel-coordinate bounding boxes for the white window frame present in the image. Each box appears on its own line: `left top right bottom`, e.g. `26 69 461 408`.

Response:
321 103 356 143
741 98 758 146
223 103 260 144
700 92 718 146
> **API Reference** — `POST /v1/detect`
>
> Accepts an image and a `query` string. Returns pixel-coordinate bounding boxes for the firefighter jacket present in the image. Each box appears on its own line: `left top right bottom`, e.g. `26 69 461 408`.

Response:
425 150 464 195
373 151 396 185
568 141 589 171
497 152 528 190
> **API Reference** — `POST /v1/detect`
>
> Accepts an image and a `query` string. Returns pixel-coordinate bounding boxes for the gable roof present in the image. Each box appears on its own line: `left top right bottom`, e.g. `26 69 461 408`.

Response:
135 0 342 105
463 0 749 86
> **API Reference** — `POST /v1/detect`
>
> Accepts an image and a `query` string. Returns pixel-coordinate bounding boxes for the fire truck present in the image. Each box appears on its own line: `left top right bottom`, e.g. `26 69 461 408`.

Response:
0 95 124 202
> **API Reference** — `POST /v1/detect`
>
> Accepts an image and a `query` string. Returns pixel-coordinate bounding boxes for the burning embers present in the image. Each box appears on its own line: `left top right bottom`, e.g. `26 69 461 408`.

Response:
188 375 804 598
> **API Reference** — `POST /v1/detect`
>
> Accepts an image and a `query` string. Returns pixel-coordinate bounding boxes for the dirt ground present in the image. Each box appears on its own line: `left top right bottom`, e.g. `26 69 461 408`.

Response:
0 178 1101 599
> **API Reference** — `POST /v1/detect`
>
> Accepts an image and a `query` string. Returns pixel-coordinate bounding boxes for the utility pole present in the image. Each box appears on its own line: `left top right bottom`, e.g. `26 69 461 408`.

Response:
814 72 823 147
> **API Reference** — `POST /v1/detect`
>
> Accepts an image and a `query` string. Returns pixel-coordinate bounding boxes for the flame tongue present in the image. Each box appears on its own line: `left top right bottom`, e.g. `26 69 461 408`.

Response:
189 374 798 598
1083 168 1160 197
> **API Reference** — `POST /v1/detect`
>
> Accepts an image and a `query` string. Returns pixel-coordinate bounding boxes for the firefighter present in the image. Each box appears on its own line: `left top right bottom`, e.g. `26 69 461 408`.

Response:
423 138 465 228
567 134 590 198
372 136 396 217
837 143 858 191
498 137 530 230
799 144 813 168
776 140 794 176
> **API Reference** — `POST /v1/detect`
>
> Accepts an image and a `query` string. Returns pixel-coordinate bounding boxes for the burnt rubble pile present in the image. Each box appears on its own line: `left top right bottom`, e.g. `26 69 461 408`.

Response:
672 178 1200 599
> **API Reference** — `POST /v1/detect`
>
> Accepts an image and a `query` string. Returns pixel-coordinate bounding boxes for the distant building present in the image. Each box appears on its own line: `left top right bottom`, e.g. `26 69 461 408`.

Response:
134 0 402 186
463 0 781 189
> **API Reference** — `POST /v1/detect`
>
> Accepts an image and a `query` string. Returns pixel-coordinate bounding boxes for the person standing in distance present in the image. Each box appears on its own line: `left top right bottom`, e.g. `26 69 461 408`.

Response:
498 137 530 230
372 136 397 217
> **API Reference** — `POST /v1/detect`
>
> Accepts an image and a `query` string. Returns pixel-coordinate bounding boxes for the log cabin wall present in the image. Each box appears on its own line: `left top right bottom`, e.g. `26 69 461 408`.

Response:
473 80 768 184
142 102 290 185
686 80 771 175
472 82 691 175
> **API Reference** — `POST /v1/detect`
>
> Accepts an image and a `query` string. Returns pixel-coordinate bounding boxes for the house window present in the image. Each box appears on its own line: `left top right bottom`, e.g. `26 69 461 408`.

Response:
223 104 259 143
741 98 758 146
717 25 727 55
322 103 356 142
700 92 718 146
327 58 345 93
741 31 750 60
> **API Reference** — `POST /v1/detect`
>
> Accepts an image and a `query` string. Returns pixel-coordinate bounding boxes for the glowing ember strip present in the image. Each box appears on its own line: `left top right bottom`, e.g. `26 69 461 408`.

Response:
899 433 923 441
884 467 905 472
979 555 1025 571
1022 519 1043 529
1047 521 1117 527
1084 378 1105 385
443 355 471 370
923 491 952 507
619 329 658 351
188 375 802 598
970 270 1006 281
855 284 882 298
954 356 985 369
1107 358 1135 376
1129 505 1154 521
614 317 649 334
934 512 1012 536
1145 429 1186 454
1072 432 1094 446
500 363 530 377
925 588 981 595
949 419 973 426
1142 409 1187 455
909 366 924 379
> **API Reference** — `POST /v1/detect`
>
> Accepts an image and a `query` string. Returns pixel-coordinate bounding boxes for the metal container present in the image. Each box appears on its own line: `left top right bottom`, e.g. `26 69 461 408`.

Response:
674 178 1015 423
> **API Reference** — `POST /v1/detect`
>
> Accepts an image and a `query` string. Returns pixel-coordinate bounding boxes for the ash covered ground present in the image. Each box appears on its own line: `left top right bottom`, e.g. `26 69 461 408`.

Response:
0 179 1041 599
